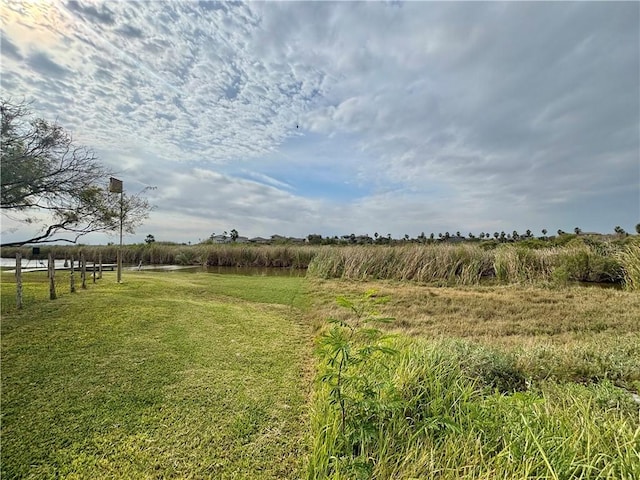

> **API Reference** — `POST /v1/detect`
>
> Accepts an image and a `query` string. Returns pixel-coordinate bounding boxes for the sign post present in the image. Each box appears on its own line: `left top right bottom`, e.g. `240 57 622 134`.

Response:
109 177 124 283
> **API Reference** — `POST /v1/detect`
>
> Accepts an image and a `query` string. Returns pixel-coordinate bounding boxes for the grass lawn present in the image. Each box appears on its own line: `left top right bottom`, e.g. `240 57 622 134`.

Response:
1 270 311 479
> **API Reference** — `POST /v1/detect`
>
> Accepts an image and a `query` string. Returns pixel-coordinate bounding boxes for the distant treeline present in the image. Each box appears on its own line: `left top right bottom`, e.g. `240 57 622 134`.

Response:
2 236 639 289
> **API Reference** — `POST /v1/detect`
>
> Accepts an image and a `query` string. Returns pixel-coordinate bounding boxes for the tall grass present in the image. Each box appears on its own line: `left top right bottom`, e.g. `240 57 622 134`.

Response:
308 245 494 285
309 337 640 479
2 244 318 268
3 240 630 285
308 243 625 285
617 242 640 291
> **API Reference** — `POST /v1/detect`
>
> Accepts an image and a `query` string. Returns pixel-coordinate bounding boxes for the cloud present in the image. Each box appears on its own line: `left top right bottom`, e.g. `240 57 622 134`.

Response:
26 51 71 78
1 35 23 60
1 1 637 244
66 1 115 25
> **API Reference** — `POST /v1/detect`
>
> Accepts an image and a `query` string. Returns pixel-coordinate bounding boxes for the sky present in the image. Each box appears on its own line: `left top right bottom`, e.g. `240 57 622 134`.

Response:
1 0 639 245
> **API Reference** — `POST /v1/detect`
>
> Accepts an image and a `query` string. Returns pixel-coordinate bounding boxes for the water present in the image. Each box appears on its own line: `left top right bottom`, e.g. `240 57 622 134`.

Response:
1 258 305 277
1 258 70 269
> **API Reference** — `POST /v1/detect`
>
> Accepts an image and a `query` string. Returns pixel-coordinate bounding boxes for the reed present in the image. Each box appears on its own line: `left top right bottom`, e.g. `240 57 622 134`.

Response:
2 244 319 268
494 246 557 283
2 240 629 285
616 242 640 291
308 244 493 285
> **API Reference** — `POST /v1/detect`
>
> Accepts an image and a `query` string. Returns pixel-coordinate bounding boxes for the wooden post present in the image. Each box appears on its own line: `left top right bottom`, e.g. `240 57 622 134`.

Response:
16 253 22 309
98 252 103 279
70 255 76 293
93 261 96 283
49 252 56 300
81 252 87 289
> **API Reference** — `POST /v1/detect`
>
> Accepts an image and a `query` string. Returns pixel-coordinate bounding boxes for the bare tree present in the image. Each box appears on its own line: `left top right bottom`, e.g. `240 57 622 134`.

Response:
1 99 152 247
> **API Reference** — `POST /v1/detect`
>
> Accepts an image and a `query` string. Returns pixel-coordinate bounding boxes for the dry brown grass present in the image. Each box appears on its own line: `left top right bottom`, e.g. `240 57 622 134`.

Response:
308 278 640 390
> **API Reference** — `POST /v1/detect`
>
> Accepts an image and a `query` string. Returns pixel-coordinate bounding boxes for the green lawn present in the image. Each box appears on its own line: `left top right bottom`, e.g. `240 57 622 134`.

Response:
1 271 311 479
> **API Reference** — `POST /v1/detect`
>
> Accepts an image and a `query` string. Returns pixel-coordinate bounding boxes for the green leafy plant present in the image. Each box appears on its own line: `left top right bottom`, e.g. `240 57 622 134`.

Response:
317 290 396 476
319 290 396 433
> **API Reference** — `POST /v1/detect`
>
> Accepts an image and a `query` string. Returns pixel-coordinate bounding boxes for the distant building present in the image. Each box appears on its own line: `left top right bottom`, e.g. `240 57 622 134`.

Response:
249 237 270 244
211 235 230 244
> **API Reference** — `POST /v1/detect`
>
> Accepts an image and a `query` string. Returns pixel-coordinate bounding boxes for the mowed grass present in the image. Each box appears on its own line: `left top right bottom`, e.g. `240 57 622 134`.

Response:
1 271 311 479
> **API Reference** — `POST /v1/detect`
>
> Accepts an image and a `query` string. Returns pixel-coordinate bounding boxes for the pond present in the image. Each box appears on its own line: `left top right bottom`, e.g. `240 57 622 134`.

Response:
0 258 306 277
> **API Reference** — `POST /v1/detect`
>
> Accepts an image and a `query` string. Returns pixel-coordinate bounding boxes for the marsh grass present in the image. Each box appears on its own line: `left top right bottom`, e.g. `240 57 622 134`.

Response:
617 242 640 291
1 271 311 479
308 279 640 392
3 239 633 286
307 242 629 287
308 245 494 285
2 244 318 268
307 282 639 478
309 336 640 479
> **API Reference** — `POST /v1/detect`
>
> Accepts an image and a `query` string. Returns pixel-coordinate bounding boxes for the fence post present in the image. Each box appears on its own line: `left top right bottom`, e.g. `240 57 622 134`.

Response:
70 255 76 293
49 252 56 300
98 252 103 279
16 253 22 309
81 252 87 289
93 261 97 283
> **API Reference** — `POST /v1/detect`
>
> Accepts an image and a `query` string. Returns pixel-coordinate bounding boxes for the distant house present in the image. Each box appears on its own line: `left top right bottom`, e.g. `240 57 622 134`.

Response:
249 237 270 244
235 236 249 244
211 235 230 244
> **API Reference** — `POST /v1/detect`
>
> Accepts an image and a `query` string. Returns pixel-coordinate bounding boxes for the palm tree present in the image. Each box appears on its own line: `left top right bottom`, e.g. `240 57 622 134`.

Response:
574 227 581 235
542 228 547 237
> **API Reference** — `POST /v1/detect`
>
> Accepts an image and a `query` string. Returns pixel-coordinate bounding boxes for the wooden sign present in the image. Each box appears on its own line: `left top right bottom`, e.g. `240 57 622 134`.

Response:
109 177 123 193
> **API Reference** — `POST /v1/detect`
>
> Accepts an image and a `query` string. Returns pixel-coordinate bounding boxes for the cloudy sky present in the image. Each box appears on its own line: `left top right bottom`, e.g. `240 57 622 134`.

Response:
1 1 638 244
